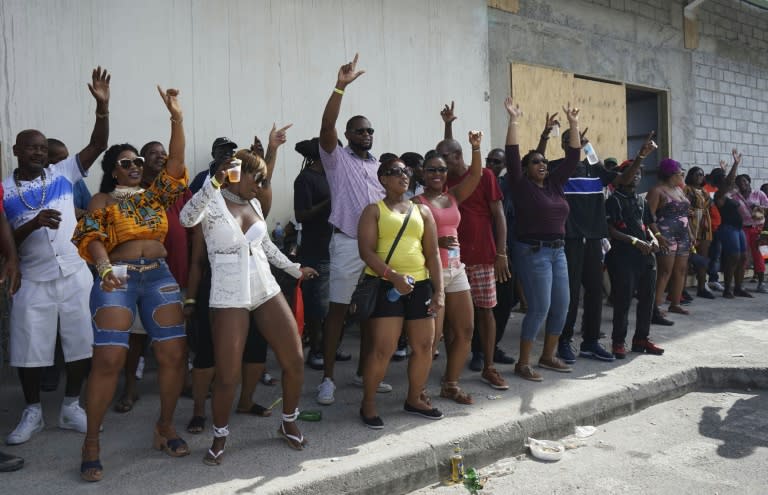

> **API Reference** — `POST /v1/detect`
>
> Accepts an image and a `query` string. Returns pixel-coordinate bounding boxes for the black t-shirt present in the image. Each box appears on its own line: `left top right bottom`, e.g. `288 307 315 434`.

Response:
294 167 332 260
551 157 618 239
719 196 743 228
605 188 655 264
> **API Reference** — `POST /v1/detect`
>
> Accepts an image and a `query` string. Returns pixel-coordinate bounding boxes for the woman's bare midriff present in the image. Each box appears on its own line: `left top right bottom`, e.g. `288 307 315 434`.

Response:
109 239 167 262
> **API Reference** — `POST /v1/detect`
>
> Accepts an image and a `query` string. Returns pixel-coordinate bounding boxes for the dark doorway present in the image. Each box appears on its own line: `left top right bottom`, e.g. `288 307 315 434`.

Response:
626 87 668 193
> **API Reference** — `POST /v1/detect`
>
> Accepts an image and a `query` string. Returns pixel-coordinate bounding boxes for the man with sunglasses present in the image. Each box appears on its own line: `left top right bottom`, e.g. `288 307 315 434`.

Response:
315 53 387 406
2 67 110 445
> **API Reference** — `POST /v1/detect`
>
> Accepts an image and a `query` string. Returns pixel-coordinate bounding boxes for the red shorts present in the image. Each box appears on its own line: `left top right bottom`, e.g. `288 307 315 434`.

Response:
465 264 497 309
744 225 765 274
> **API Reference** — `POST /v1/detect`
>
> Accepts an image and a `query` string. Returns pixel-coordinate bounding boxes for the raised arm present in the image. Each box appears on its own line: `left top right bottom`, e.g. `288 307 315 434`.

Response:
320 53 365 153
157 86 185 180
452 130 484 203
77 67 111 170
615 131 657 186
503 97 524 184
264 123 292 181
549 103 581 185
714 149 742 204
441 101 457 140
535 112 559 157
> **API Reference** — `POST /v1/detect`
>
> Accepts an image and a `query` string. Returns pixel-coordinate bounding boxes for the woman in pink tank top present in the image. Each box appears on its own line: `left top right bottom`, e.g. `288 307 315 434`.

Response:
413 130 483 404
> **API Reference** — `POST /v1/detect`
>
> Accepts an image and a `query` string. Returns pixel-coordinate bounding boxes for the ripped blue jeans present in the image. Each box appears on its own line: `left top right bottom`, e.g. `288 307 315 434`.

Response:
91 258 185 347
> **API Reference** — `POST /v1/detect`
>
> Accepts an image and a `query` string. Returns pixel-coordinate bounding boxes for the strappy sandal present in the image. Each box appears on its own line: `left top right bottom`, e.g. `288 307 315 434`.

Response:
203 425 228 466
439 381 473 405
80 437 103 482
153 426 190 457
186 415 206 434
668 305 690 315
236 403 272 417
277 409 307 451
113 394 138 413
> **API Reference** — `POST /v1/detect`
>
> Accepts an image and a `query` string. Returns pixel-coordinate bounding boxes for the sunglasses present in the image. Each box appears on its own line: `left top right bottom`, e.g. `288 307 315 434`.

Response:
486 158 502 165
117 157 145 169
352 127 375 136
425 166 448 174
530 158 549 165
381 167 412 177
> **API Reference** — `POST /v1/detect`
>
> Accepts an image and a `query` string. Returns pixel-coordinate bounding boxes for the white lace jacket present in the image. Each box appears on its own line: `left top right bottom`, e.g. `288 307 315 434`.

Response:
179 177 301 307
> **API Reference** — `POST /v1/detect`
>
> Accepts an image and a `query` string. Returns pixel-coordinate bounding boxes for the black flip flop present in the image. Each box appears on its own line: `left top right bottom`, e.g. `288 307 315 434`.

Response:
236 403 272 417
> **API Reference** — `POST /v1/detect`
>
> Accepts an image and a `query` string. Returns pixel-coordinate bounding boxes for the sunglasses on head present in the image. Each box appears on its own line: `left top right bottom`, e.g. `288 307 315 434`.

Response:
117 157 145 169
352 127 375 136
381 167 412 177
425 166 448 174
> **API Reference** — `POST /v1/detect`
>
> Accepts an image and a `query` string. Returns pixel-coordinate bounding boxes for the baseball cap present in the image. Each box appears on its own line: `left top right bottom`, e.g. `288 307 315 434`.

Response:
211 137 238 153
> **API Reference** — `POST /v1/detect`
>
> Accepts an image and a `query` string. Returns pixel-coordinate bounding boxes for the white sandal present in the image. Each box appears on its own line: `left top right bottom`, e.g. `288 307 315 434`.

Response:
203 424 228 465
277 409 306 450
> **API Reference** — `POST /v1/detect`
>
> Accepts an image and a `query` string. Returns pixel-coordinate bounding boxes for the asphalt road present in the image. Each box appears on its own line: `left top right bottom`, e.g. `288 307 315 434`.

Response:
410 389 768 495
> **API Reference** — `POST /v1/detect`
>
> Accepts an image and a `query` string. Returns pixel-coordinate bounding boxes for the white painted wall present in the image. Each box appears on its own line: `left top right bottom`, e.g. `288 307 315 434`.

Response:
0 0 490 226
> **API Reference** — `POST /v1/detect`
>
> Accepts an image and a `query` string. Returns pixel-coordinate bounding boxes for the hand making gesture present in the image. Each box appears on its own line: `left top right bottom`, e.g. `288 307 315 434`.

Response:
88 66 111 107
441 101 458 124
336 53 365 90
157 86 183 120
269 123 293 150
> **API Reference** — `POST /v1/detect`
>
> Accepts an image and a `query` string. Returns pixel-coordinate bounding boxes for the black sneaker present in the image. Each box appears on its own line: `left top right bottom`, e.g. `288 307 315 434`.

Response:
696 288 716 299
651 309 674 326
579 341 616 362
469 352 484 372
359 409 384 429
557 341 577 364
403 402 444 420
493 349 516 365
0 451 24 472
335 349 352 361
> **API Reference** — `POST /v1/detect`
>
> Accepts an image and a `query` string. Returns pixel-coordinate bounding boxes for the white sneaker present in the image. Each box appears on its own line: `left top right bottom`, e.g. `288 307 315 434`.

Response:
352 375 393 394
709 281 725 292
316 377 336 405
6 405 44 445
757 283 768 294
135 356 145 380
59 401 88 433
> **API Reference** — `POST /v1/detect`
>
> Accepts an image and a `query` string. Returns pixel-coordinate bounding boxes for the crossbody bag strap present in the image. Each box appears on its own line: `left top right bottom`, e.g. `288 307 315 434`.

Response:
384 203 415 265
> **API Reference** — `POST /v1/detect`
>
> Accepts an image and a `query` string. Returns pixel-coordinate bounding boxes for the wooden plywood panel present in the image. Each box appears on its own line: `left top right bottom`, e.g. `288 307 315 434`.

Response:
509 63 574 152
573 78 627 163
488 0 519 13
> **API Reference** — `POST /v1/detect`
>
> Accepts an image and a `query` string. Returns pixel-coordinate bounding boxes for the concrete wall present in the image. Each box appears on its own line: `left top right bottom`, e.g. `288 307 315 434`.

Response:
0 0 491 226
488 0 767 182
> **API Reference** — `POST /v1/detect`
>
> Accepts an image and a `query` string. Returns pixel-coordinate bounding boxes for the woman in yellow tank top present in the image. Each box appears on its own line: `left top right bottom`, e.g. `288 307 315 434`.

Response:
357 158 444 428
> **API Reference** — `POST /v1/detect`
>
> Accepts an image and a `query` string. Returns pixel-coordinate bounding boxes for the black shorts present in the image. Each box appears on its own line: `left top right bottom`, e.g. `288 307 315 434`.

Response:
370 278 433 321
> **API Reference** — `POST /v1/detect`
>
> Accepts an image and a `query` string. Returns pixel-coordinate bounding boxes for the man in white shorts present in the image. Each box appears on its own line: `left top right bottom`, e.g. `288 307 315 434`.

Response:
2 67 111 445
315 53 387 405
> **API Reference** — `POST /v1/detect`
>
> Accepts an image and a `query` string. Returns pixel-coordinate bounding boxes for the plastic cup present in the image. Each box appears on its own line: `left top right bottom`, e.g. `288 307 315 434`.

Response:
549 123 560 138
227 159 242 183
111 264 128 283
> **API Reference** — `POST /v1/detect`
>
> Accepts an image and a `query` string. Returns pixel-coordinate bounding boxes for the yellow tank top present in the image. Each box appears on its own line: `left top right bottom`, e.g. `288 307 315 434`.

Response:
365 201 428 281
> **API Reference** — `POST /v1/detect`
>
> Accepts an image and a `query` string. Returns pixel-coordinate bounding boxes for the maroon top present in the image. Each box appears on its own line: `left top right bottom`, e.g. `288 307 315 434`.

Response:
164 188 193 288
505 144 580 239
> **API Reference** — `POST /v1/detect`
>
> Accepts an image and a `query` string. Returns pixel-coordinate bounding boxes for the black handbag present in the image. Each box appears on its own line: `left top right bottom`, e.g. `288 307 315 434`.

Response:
348 204 414 321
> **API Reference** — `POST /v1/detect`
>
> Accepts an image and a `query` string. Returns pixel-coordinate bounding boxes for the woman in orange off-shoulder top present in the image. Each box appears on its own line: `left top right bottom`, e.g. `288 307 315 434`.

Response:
73 87 190 482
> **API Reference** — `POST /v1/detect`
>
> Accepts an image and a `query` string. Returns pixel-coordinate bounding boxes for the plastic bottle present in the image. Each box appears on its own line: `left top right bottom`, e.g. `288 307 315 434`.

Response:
582 142 599 165
447 246 460 261
450 442 465 482
387 275 415 302
273 221 285 249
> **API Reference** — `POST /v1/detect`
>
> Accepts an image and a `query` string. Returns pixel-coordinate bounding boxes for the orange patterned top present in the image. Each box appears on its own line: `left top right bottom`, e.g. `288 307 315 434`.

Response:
73 170 188 264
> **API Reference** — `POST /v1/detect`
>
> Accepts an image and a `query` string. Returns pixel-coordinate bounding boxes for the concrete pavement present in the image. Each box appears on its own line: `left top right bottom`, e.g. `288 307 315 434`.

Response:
0 287 766 494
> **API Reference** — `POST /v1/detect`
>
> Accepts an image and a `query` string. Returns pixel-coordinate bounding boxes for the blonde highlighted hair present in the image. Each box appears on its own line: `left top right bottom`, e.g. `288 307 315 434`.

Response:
234 149 267 178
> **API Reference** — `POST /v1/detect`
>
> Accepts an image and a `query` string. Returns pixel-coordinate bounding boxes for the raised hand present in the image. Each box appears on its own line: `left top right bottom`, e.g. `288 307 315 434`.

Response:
88 66 111 105
719 159 727 170
562 102 580 125
157 86 183 119
468 130 483 149
269 123 293 149
544 112 560 133
732 148 742 165
336 53 365 88
504 97 522 120
638 131 658 158
441 101 457 124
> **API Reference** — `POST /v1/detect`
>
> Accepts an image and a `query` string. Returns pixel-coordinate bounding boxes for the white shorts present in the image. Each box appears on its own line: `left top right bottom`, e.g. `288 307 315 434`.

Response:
443 263 471 294
329 232 366 305
10 265 93 367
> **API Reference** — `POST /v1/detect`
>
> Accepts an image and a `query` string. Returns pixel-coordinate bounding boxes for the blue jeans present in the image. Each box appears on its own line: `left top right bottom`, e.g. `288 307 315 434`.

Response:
708 229 722 282
91 258 185 347
513 241 570 341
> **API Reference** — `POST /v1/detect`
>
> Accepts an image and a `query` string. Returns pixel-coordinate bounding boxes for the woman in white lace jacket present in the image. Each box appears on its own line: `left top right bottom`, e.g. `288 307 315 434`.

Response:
180 149 317 465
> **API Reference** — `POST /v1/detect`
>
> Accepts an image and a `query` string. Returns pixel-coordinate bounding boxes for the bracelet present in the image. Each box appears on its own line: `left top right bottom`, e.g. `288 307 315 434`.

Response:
631 238 638 246
472 147 481 152
496 253 508 258
170 116 183 124
183 298 196 306
637 154 647 160
509 121 519 126
95 259 112 278
333 87 345 96
99 267 113 279
95 111 109 119
211 176 222 189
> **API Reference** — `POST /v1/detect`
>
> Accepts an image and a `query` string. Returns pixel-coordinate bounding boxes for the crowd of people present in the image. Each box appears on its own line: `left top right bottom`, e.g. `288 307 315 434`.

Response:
1 55 766 478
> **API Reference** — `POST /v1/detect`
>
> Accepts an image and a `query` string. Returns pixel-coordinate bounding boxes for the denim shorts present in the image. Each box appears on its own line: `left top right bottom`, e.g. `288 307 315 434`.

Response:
718 224 747 256
299 257 330 320
91 258 186 348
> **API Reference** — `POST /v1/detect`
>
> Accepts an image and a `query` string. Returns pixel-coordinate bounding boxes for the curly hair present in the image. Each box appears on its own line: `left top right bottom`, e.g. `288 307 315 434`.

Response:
99 143 139 193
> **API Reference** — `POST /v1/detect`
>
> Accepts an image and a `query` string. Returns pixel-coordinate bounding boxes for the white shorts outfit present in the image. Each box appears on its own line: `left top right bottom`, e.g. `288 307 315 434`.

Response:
329 232 366 305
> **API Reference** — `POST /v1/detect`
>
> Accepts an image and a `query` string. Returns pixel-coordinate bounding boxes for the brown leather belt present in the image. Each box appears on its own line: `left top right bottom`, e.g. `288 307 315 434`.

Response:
117 261 161 272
